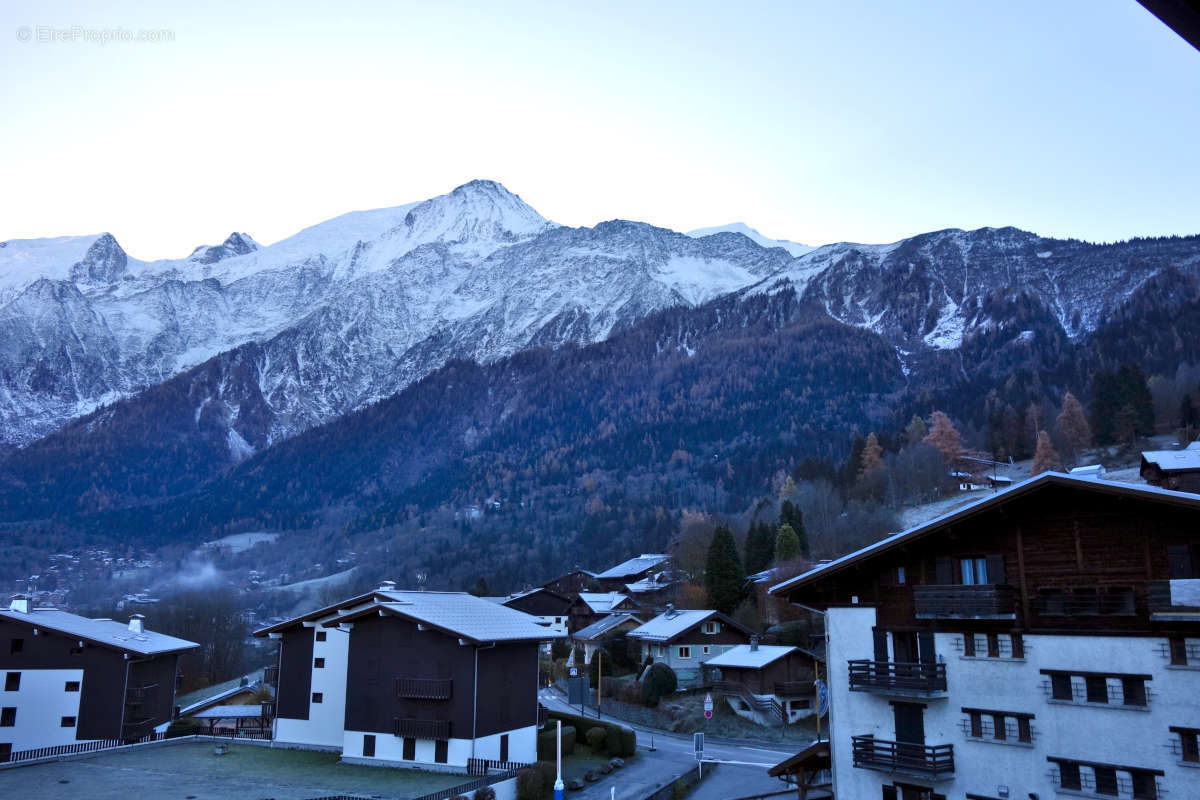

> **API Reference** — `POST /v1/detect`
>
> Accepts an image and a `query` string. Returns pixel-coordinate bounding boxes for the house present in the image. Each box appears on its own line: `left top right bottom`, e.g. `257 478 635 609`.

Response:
570 612 643 664
540 569 598 597
593 554 672 592
623 570 681 611
492 587 572 636
252 583 562 771
703 641 818 726
768 472 1200 800
566 592 635 634
627 608 754 687
0 598 197 758
1140 446 1200 493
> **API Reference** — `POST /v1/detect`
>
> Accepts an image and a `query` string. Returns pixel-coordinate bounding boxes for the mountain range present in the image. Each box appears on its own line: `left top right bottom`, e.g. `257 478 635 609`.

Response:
3 180 1200 585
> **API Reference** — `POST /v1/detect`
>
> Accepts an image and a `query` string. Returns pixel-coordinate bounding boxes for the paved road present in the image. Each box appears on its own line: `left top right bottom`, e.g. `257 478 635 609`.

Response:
539 688 798 800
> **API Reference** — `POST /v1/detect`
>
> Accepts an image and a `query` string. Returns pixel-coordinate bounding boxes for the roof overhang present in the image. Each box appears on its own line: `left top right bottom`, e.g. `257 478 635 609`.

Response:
768 472 1200 599
324 601 564 645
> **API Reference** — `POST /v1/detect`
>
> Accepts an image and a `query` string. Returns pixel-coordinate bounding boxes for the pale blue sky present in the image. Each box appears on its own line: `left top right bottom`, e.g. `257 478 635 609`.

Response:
1 0 1197 259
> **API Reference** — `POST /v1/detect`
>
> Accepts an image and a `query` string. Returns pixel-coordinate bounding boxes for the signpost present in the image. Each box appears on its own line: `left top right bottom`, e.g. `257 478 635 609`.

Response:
703 692 713 720
553 720 564 800
694 731 705 778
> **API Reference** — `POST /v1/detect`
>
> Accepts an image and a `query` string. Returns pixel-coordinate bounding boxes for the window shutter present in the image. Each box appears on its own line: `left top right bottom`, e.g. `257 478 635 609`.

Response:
917 631 935 664
1010 633 1024 659
872 630 888 662
882 786 898 800
985 554 1006 585
935 557 954 585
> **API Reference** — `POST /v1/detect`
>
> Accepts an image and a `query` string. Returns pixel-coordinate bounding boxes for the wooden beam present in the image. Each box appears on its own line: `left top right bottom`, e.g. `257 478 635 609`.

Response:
1016 524 1031 624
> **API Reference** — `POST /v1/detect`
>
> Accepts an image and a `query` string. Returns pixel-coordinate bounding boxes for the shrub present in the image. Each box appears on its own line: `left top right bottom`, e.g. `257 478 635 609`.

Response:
516 766 545 800
641 662 678 707
619 726 637 757
475 788 497 800
605 726 622 756
551 638 571 659
585 726 607 751
165 717 204 738
538 725 576 759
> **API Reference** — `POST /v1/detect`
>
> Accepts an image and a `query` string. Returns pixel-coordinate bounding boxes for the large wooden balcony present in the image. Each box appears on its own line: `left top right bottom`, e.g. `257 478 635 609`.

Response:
848 660 947 697
913 584 1018 620
1147 579 1200 617
851 735 955 780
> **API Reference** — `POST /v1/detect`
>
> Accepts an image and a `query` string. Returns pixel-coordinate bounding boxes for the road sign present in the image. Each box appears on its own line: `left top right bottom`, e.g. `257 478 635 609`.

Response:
567 676 589 706
693 732 704 760
816 678 829 718
703 692 713 719
569 667 578 677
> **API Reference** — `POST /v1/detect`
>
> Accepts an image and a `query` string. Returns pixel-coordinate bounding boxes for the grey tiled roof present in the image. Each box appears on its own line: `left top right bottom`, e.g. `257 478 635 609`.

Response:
0 607 198 656
572 612 643 641
330 590 564 644
595 554 670 579
627 609 719 641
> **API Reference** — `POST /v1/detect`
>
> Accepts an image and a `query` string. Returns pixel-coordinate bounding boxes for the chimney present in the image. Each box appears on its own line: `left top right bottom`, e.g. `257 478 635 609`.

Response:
750 635 760 651
128 614 145 634
9 595 30 614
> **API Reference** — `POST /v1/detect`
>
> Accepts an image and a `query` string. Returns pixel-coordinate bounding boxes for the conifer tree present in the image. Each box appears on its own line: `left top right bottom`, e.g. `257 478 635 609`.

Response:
859 432 883 477
905 415 928 445
1056 391 1091 457
704 525 745 615
744 522 775 575
775 523 802 563
1031 430 1063 475
779 501 809 556
924 411 964 464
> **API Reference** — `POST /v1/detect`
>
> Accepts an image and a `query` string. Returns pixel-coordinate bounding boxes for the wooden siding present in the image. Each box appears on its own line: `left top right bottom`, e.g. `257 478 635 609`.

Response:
275 627 313 721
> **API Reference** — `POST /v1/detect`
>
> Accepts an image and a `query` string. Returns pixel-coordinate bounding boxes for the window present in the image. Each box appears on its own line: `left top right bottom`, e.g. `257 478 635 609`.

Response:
702 621 719 634
1169 636 1189 666
678 646 691 659
896 566 907 585
315 631 327 642
64 681 80 692
1167 544 1196 579
1058 761 1082 791
0 708 14 727
60 716 76 728
3 673 18 692
362 734 375 757
1105 586 1136 615
311 692 323 704
961 708 1034 744
8 639 22 655
961 557 987 585
1044 670 1150 708
1171 727 1199 763
1093 766 1118 796
986 633 999 658
435 739 448 764
1038 588 1066 615
962 634 975 657
1074 587 1099 615
402 737 415 760
702 646 711 655
314 658 325 669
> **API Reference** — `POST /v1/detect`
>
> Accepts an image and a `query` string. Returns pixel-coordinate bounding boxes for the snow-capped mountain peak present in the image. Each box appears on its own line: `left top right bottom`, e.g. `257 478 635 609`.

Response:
687 222 814 257
187 232 260 265
389 179 556 255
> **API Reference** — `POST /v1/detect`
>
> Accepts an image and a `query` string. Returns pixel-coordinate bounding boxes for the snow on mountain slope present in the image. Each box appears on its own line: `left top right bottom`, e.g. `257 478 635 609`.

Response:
0 182 791 450
687 222 814 257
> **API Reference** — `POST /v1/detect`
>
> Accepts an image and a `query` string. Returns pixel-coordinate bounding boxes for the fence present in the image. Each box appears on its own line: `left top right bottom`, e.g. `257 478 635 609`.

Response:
410 767 522 800
2 732 167 764
466 757 530 776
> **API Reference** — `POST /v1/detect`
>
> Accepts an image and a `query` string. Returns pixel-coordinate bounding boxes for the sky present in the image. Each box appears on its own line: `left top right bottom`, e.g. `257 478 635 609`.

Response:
1 0 1198 260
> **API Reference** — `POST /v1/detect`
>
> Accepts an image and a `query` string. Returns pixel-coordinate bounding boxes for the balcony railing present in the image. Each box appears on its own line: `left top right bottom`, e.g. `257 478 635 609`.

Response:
914 584 1017 619
395 677 453 700
851 735 955 779
848 660 947 696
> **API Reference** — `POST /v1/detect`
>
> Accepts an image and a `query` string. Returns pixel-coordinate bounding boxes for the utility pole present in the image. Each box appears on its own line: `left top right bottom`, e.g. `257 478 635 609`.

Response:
597 648 602 716
554 720 564 800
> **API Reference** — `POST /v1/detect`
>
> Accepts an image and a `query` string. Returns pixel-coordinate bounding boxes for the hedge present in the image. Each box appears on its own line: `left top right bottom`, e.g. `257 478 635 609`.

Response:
537 725 576 760
546 711 635 757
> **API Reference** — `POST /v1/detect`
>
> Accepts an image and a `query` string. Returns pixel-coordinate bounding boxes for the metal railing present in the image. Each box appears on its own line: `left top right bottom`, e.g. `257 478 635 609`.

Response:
467 757 531 776
851 735 954 778
394 677 453 700
848 660 947 694
712 680 784 722
393 718 451 739
2 732 166 764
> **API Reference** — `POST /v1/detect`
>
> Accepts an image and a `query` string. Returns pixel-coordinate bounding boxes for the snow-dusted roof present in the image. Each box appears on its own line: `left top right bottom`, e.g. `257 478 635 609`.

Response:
0 607 198 656
572 612 643 641
770 472 1200 598
326 590 562 644
595 554 671 580
704 644 798 670
625 575 678 593
189 704 269 719
577 592 629 613
1142 448 1200 471
1187 441 1200 451
628 610 722 641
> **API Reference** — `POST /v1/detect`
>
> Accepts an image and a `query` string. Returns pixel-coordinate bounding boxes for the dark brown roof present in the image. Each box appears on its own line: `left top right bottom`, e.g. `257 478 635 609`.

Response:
768 740 832 777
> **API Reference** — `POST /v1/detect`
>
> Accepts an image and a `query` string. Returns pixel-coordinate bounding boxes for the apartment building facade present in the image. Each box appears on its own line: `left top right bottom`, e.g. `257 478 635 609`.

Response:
769 473 1200 800
0 598 197 758
254 585 561 771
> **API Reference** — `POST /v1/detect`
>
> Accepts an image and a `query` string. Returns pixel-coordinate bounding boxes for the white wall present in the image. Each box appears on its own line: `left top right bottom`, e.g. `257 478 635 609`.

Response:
343 724 536 771
273 625 349 748
825 608 1200 800
0 667 86 751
